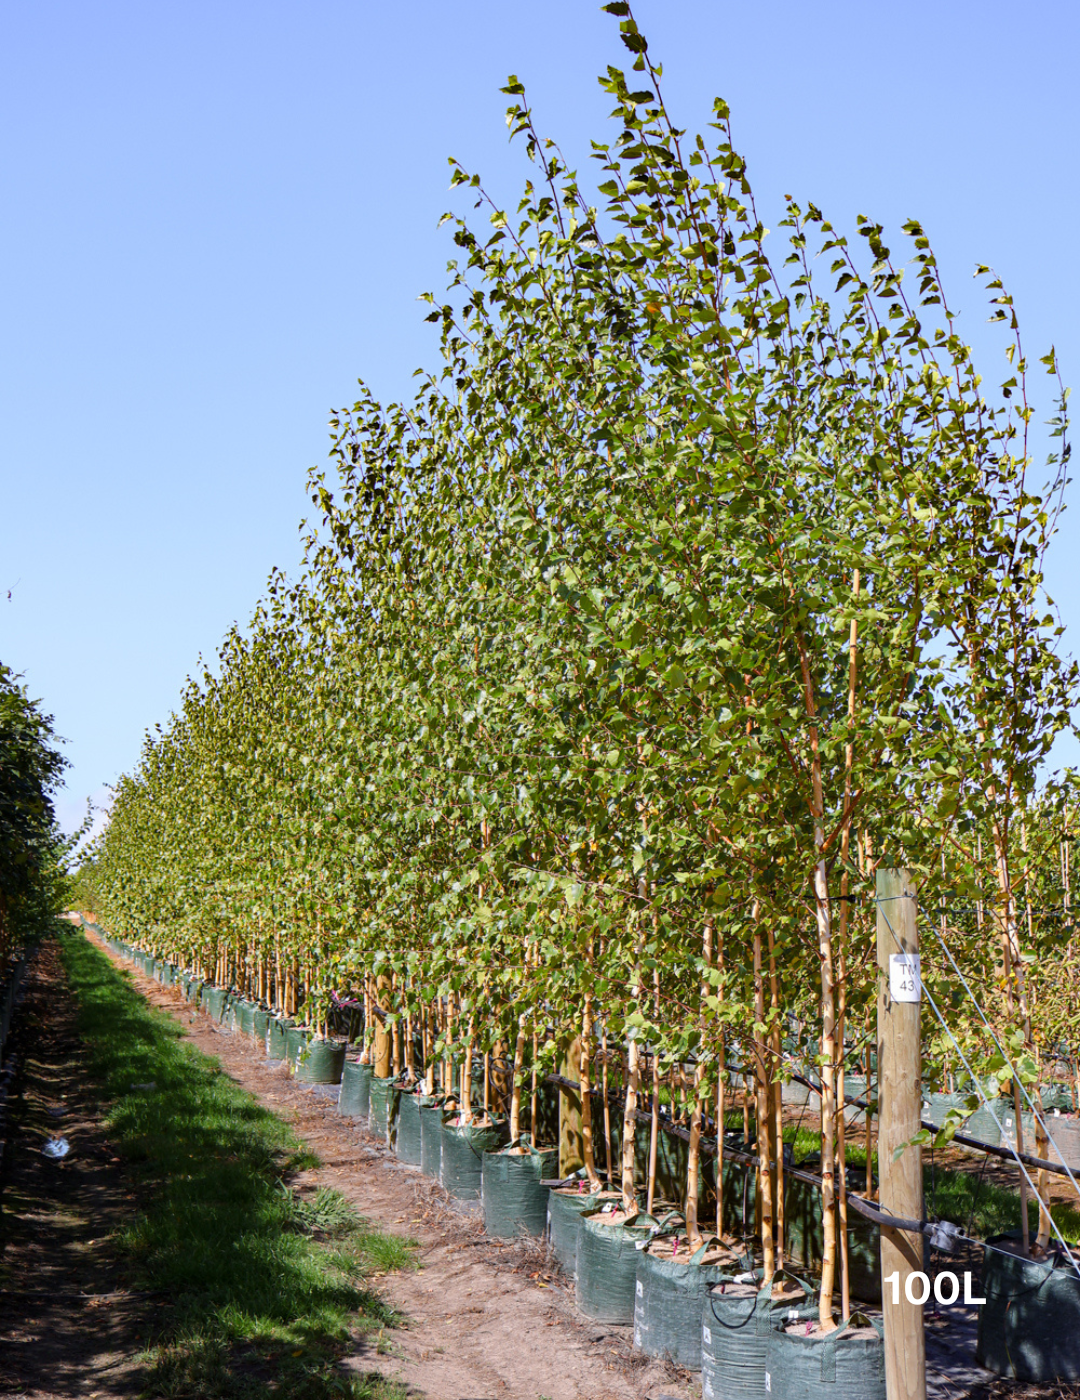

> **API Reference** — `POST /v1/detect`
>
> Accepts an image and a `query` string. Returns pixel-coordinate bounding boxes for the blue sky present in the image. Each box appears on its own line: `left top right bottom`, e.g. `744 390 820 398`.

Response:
2 1 1078 834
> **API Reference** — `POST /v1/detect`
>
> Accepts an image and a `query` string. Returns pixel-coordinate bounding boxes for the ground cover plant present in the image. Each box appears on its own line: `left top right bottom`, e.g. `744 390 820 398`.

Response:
78 1 1080 1333
60 929 411 1400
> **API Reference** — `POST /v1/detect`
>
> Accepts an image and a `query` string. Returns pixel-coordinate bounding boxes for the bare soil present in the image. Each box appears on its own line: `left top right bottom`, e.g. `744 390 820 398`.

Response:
0 939 147 1399
86 934 697 1400
12 927 1080 1400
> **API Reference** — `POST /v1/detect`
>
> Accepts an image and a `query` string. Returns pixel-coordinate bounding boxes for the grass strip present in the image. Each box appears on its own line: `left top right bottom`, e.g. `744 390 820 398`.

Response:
59 930 411 1399
779 1122 1080 1243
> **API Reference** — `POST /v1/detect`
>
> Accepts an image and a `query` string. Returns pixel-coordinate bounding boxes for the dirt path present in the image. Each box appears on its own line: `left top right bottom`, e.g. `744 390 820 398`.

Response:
0 940 146 1399
86 933 693 1400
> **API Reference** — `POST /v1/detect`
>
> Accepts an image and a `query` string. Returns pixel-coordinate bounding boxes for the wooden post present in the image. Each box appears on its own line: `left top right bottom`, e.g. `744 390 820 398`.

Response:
374 973 392 1079
876 867 926 1400
559 1033 584 1177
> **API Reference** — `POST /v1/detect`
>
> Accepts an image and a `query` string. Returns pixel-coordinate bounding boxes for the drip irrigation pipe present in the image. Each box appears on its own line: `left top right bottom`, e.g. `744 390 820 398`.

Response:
785 1070 1080 1180
543 1069 1076 1253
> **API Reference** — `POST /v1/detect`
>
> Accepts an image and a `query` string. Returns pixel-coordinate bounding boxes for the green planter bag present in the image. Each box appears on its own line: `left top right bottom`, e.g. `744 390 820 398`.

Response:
964 1096 1010 1148
1042 1084 1075 1113
251 1007 270 1046
701 1274 816 1400
285 1025 310 1067
369 1076 400 1142
267 1016 294 1060
547 1184 614 1275
201 986 227 1022
340 1060 373 1119
634 1236 738 1369
764 1313 885 1400
922 1092 970 1129
481 1138 559 1238
419 1100 445 1176
296 1037 346 1084
236 1000 256 1038
576 1208 657 1324
440 1116 509 1200
977 1234 1080 1382
395 1089 425 1165
784 1175 880 1303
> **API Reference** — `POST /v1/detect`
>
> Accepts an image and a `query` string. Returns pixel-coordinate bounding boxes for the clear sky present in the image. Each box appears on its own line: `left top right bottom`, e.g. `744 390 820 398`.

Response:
2 1 1078 835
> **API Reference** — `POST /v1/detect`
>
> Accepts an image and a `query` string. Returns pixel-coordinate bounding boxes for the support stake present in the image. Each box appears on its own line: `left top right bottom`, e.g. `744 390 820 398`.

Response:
877 867 926 1400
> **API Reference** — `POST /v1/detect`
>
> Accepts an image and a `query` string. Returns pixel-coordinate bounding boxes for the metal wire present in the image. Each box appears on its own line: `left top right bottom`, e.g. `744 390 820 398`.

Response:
876 893 1080 1281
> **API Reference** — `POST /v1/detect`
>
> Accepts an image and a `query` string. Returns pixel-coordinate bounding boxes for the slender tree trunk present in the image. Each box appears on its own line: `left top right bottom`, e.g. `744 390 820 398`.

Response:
716 923 726 1240
686 911 714 1249
752 916 776 1281
646 959 662 1215
581 979 602 1189
602 1026 614 1185
509 1011 527 1141
460 1016 475 1123
445 992 455 1100
834 572 859 1319
768 923 785 1271
797 629 838 1330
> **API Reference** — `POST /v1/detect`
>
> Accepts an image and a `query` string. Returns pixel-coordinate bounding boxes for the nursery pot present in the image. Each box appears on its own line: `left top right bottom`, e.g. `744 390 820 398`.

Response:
1045 1117 1080 1170
236 999 256 1038
964 1097 1011 1149
295 1037 346 1085
576 1208 657 1324
701 1276 817 1400
440 1116 509 1200
369 1075 400 1143
419 1100 445 1177
481 1138 559 1239
977 1233 1080 1382
201 985 228 1022
395 1089 425 1165
546 1185 611 1276
633 1239 735 1369
285 1025 310 1067
763 1314 885 1400
922 1092 971 1130
267 1016 294 1060
339 1059 373 1119
784 1174 881 1303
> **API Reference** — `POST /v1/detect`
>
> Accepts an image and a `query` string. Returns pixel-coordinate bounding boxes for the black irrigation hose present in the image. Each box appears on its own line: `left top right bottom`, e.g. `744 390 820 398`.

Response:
542 1070 1060 1253
786 1069 1080 1180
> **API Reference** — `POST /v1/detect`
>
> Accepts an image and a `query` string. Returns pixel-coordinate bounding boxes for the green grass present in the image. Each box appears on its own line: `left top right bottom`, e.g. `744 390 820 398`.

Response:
775 1117 1080 1244
59 931 412 1400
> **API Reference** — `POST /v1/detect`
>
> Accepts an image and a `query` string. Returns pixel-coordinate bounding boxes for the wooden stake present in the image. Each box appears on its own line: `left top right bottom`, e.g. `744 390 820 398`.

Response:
876 867 926 1400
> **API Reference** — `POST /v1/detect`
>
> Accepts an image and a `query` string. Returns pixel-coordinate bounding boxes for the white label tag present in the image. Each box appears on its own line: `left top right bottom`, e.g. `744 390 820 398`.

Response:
703 1325 712 1345
889 953 921 1003
636 1280 643 1297
765 1373 771 1393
